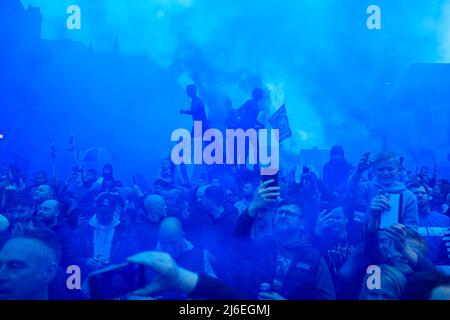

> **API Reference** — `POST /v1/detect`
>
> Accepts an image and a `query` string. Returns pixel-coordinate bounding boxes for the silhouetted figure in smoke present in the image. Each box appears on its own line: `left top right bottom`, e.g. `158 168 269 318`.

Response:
180 84 208 136
321 145 353 202
100 164 122 192
179 85 208 182
224 96 239 129
237 88 264 130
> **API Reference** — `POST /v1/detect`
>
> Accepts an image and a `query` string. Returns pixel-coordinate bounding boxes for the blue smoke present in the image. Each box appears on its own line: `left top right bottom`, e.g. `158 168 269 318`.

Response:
3 0 450 177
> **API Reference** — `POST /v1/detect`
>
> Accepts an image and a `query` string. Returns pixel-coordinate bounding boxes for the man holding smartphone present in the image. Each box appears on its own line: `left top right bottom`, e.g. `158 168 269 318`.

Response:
233 179 336 300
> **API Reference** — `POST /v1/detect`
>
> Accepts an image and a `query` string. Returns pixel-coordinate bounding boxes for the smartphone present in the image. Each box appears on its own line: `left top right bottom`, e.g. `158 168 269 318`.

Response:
88 262 150 300
379 193 401 229
320 201 330 212
262 172 279 188
96 176 104 185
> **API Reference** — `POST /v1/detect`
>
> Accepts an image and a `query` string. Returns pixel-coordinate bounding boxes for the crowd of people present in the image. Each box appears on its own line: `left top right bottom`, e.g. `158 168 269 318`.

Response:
1 86 450 300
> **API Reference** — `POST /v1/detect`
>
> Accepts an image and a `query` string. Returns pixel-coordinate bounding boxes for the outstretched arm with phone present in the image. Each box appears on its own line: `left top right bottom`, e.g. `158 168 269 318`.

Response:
248 179 280 217
233 179 279 242
127 251 242 300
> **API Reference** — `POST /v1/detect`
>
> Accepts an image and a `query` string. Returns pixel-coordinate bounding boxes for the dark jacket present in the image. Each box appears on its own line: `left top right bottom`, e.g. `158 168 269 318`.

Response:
177 247 206 275
68 219 147 277
322 159 353 197
233 212 336 300
310 231 361 286
51 222 73 268
191 204 238 256
189 274 244 300
349 179 419 230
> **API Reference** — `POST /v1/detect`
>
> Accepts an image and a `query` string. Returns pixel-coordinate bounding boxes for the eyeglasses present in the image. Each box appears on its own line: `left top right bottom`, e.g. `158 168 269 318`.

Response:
274 209 301 218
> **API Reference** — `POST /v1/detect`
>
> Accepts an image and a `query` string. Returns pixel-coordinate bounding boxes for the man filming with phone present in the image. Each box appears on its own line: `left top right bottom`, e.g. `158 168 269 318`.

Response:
233 179 336 300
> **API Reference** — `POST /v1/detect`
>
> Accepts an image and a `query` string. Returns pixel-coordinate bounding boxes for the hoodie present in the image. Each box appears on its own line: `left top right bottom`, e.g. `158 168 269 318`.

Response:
88 214 120 263
349 179 418 230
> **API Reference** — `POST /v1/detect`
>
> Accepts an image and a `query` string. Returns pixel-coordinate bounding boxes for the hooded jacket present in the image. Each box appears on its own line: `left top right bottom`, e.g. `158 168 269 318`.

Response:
68 214 148 276
349 179 418 230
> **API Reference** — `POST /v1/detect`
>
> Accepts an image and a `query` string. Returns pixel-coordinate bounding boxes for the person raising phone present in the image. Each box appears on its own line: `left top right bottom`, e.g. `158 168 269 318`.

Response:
337 151 419 299
349 151 418 231
233 179 336 300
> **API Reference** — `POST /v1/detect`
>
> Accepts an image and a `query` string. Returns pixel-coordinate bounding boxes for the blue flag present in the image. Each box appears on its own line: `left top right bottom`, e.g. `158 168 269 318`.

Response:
269 104 292 142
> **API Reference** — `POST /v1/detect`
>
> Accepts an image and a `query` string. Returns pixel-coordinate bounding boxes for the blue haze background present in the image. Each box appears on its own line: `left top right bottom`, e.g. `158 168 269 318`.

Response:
1 0 450 180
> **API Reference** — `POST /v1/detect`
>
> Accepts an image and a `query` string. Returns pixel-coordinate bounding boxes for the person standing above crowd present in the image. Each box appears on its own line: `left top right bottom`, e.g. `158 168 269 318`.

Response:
321 145 353 203
180 84 208 134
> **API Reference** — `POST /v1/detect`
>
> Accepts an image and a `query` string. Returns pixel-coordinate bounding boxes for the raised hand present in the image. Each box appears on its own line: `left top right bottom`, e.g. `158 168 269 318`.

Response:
314 209 334 237
356 152 372 174
248 179 280 217
127 251 199 296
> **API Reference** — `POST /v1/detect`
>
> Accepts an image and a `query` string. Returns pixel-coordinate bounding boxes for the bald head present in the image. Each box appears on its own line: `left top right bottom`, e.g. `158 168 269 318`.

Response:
158 217 184 257
0 228 60 300
37 200 60 228
144 194 167 223
33 185 55 203
159 217 183 235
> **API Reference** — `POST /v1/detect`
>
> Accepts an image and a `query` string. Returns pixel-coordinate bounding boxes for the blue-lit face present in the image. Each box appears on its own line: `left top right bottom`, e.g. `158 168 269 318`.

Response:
242 183 254 197
6 205 32 224
0 239 53 300
329 207 347 234
411 186 429 208
255 209 271 228
273 204 302 235
373 159 399 186
32 185 52 203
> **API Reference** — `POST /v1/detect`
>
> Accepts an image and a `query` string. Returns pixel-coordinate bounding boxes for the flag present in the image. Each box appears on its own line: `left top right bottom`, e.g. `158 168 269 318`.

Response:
269 104 292 142
67 133 76 151
81 147 112 164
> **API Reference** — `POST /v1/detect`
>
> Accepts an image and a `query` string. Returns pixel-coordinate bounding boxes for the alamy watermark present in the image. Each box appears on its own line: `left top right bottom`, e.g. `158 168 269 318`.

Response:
66 265 82 290
366 265 381 290
170 121 280 175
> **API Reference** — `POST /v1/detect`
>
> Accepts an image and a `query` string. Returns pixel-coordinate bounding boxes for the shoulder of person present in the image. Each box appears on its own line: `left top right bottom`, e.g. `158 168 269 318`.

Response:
73 222 92 236
401 188 417 201
116 221 143 234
